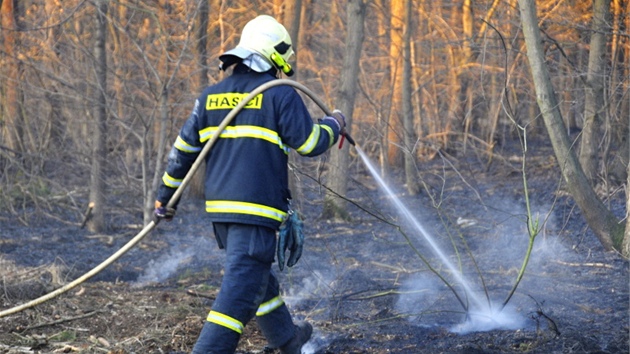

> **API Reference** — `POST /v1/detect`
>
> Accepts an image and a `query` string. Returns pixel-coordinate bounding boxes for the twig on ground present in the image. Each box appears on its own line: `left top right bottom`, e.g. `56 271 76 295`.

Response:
20 309 105 332
352 289 429 300
186 289 216 300
554 260 614 269
0 343 34 353
370 261 416 273
52 345 81 353
80 202 94 229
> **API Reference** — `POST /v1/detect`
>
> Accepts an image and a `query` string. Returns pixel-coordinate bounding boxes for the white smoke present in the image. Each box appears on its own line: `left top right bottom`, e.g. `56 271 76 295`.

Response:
135 247 196 285
284 269 338 307
451 303 525 334
282 266 341 353
134 236 216 286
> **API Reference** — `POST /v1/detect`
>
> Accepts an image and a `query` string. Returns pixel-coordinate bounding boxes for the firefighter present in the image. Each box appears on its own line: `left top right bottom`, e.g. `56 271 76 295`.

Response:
154 15 346 354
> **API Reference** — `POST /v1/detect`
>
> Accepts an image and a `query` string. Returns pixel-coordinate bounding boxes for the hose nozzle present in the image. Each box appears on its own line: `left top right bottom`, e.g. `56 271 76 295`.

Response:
338 130 356 148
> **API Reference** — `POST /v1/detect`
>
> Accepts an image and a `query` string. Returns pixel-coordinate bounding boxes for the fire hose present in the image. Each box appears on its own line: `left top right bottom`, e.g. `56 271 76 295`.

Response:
0 79 355 318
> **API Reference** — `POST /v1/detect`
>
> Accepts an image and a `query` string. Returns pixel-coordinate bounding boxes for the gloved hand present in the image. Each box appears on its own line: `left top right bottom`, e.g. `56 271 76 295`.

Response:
323 109 346 132
153 200 176 223
277 211 305 271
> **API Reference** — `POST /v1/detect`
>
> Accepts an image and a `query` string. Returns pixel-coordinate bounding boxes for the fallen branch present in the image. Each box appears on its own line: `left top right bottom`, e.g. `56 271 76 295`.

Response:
53 345 81 353
21 309 105 332
370 261 416 273
352 289 429 300
80 202 94 229
186 289 216 300
554 260 614 269
0 343 34 353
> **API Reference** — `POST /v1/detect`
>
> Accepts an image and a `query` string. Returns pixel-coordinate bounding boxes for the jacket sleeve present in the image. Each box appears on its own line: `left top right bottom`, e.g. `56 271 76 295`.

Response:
156 99 204 205
276 87 340 157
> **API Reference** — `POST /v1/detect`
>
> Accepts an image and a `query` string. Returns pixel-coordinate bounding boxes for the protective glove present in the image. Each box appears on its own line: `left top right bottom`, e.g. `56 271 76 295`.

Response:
277 210 305 271
327 109 346 131
153 200 176 223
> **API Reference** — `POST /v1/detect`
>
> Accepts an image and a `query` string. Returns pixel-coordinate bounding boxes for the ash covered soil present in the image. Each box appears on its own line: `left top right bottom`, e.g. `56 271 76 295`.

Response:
0 142 628 354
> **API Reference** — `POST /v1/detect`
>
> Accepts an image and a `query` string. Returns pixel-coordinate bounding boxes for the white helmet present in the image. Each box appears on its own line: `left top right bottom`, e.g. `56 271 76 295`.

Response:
219 15 295 76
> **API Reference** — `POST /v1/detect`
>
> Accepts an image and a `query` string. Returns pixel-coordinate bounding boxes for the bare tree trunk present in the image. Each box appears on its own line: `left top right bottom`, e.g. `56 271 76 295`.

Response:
402 0 419 195
412 0 425 145
196 0 209 88
145 87 169 225
282 0 301 79
188 0 210 200
623 160 630 258
43 1 64 150
281 0 304 211
579 0 610 182
517 0 624 252
387 0 404 167
606 0 629 183
0 0 23 152
461 0 474 148
88 0 109 232
607 104 629 183
322 0 365 219
374 0 391 176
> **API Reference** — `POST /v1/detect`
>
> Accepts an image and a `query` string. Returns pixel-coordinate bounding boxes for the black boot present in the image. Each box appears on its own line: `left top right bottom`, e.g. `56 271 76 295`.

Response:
279 321 313 354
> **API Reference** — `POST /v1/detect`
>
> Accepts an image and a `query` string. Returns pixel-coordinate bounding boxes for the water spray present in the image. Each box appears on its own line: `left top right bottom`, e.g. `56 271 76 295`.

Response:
0 79 355 318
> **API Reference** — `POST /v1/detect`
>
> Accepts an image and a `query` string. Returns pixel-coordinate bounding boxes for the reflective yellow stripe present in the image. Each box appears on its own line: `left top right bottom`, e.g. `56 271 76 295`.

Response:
206 200 287 223
199 126 289 154
206 310 243 334
320 125 335 148
199 126 217 142
296 125 321 155
174 136 201 153
162 172 182 188
256 296 284 316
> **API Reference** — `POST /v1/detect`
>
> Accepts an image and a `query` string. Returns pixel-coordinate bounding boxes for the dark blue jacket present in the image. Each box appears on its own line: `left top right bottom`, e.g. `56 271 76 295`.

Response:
156 66 340 230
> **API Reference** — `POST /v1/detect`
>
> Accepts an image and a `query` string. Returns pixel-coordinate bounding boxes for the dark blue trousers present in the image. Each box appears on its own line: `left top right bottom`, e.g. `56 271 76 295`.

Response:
192 223 296 354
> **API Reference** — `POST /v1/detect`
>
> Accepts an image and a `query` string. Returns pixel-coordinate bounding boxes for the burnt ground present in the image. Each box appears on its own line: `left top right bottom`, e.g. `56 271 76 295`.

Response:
0 141 628 354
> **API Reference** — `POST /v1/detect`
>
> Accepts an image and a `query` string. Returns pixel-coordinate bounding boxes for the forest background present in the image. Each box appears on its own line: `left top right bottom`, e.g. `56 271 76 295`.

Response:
0 0 628 254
